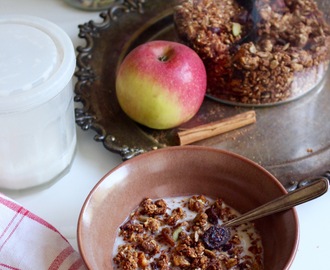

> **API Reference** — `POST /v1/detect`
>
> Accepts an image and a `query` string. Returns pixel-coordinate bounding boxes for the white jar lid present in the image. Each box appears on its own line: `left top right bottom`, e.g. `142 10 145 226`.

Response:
0 15 75 112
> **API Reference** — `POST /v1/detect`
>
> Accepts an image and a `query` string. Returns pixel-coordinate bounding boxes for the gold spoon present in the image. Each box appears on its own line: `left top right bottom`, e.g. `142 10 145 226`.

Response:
202 177 328 249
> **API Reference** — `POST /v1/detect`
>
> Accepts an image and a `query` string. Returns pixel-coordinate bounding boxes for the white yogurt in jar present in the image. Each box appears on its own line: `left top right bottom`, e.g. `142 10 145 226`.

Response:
0 15 76 190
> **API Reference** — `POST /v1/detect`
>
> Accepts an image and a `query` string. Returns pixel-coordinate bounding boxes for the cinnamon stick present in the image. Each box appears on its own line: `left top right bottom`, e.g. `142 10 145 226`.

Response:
178 110 256 145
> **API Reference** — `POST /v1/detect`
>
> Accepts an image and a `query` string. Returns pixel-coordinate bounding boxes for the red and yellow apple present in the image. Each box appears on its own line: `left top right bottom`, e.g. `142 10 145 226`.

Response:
115 40 207 130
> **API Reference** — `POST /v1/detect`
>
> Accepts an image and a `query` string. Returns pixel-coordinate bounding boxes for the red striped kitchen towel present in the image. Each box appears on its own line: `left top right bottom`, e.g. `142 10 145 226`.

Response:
0 193 87 270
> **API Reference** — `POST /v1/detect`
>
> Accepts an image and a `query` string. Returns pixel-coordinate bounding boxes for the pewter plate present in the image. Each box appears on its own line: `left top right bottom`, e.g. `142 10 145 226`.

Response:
74 0 330 189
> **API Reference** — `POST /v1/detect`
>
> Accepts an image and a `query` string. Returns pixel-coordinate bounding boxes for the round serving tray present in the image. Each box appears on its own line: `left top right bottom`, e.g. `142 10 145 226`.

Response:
74 0 330 190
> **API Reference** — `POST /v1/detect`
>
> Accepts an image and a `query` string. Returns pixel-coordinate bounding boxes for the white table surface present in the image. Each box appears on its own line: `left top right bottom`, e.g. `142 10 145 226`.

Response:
1 1 330 269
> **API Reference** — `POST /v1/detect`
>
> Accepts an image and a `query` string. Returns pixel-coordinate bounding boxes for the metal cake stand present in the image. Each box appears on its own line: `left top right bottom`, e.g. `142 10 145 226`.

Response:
74 0 330 190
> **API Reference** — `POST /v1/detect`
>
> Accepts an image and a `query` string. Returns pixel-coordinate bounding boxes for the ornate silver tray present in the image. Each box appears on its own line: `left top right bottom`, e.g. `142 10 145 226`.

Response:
74 0 330 189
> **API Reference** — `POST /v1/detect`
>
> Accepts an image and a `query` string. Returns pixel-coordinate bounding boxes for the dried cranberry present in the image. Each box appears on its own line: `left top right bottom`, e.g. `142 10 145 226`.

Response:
208 26 221 34
201 226 230 250
235 0 254 12
221 243 232 252
205 207 218 225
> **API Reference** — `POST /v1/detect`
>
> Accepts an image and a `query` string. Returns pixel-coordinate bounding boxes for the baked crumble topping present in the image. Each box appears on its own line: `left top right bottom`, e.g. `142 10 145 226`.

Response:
174 0 330 105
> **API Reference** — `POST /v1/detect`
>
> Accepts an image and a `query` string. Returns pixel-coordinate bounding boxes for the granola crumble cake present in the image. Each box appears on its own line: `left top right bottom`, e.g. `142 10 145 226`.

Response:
174 0 330 105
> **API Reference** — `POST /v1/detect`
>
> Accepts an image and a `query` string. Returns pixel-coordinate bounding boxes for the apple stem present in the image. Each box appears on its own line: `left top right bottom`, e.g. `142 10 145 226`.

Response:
158 55 168 62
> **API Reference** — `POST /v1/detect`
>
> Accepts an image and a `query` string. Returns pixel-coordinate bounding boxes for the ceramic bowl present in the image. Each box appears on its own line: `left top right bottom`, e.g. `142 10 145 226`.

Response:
77 146 299 269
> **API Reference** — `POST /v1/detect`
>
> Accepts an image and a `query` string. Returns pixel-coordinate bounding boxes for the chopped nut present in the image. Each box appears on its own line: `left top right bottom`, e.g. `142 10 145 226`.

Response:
137 252 148 267
188 195 208 212
232 22 242 37
172 255 190 267
166 207 186 226
270 60 279 69
226 257 239 268
172 226 183 241
159 227 175 247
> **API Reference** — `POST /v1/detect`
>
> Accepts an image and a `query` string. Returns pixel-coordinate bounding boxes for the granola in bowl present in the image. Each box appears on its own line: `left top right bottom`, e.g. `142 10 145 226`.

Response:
113 195 263 269
174 0 330 105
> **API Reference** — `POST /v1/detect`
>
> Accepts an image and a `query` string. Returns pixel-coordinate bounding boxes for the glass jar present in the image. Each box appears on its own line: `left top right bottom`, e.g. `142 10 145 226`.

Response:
0 15 76 190
174 0 330 106
64 0 115 11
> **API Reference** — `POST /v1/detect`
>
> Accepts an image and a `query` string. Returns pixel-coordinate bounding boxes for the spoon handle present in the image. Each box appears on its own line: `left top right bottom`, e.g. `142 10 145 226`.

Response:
223 177 328 227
